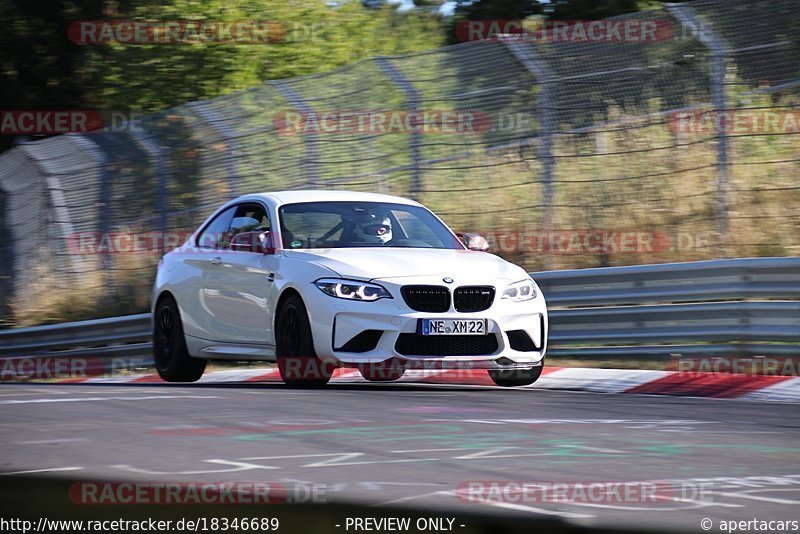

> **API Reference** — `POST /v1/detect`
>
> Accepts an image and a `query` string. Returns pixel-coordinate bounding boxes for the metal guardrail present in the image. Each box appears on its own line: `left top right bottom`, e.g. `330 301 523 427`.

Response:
534 257 800 358
1 258 798 364
533 257 800 306
0 314 150 356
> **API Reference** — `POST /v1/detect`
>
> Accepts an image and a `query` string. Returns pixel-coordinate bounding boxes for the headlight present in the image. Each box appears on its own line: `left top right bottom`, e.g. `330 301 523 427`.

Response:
314 278 392 302
502 279 537 302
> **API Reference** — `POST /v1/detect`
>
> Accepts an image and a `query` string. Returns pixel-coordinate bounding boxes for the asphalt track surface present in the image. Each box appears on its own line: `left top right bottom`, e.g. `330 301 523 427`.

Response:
1 380 799 533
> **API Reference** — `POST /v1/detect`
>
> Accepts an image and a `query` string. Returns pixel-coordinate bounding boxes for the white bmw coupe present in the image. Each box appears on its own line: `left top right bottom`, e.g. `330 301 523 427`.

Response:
152 190 547 387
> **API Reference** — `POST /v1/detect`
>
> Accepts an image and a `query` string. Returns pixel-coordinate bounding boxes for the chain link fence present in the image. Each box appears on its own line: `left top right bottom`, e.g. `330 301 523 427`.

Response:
1 0 799 325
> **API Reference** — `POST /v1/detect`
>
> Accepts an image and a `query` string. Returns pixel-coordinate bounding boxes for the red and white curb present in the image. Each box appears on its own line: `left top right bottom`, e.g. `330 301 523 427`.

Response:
44 366 800 402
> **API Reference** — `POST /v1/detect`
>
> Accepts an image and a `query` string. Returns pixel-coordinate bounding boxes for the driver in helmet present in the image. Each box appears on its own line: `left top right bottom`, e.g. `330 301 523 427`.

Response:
348 212 393 245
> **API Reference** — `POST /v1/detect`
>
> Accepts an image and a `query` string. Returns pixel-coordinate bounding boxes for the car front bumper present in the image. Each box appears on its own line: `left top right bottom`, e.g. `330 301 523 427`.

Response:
302 276 548 369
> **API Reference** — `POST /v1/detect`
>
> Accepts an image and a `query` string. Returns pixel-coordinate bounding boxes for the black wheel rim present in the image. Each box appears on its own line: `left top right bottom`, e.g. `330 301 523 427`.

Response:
155 306 175 368
280 307 301 357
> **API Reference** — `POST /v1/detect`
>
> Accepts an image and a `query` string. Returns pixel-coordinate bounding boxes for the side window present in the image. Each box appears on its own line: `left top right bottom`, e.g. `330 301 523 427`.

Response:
196 207 236 249
281 211 341 248
229 203 270 243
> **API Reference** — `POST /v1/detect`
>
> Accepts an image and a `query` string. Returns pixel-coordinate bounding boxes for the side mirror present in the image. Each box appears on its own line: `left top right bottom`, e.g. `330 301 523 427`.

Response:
230 231 275 254
460 232 490 252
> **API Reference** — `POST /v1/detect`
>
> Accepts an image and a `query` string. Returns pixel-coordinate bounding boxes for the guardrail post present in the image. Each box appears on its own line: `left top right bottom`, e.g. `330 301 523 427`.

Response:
273 82 320 188
667 3 730 241
186 101 240 199
500 38 555 268
129 126 168 252
18 138 84 285
374 58 422 200
70 135 115 297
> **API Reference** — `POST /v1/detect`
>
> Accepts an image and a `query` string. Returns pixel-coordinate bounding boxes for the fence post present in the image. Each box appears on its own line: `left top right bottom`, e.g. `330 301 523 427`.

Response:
69 135 115 296
273 81 320 188
186 101 240 199
667 3 730 240
374 57 422 200
129 127 168 252
500 38 555 268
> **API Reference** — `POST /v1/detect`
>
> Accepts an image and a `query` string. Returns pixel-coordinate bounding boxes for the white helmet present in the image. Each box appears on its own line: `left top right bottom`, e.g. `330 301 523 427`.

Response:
350 213 392 245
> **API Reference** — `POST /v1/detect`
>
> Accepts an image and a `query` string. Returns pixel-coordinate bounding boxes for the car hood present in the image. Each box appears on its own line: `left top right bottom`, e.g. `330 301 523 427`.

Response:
283 248 527 282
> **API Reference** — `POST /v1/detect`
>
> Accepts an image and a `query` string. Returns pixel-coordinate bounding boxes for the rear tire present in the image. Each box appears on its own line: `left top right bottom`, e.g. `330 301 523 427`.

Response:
153 295 206 382
488 364 543 387
276 294 333 387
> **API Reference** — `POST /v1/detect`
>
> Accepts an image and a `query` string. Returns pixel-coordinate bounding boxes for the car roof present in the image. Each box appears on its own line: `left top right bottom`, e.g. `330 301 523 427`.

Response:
234 190 422 207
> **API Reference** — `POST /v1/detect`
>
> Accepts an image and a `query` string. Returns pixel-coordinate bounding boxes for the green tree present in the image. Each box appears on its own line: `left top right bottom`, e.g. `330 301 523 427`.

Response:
0 0 444 151
545 0 640 20
447 0 543 44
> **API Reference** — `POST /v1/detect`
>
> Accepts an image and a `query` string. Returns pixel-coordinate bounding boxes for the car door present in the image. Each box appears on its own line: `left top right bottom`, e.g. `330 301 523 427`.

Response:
179 205 236 342
207 202 279 345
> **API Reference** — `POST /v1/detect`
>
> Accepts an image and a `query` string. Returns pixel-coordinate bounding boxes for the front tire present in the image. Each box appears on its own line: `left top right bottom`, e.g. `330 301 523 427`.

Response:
276 294 333 387
153 295 206 382
488 364 543 387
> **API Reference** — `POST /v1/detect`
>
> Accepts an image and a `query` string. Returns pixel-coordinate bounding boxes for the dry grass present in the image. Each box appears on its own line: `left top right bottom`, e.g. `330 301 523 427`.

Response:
12 250 153 326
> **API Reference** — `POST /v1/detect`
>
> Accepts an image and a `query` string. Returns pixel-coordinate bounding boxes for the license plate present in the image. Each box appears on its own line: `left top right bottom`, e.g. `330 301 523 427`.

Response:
421 319 487 335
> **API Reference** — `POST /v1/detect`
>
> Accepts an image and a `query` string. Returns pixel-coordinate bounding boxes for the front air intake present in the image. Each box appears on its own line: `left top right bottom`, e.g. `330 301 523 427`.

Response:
335 330 383 353
395 334 498 356
506 329 538 352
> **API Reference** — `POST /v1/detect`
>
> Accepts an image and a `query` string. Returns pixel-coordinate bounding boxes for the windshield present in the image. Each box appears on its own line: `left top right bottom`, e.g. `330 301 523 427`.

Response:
278 201 464 250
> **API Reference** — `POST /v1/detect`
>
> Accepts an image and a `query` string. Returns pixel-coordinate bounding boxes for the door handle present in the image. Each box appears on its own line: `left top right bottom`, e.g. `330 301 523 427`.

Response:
210 257 223 265
266 272 275 282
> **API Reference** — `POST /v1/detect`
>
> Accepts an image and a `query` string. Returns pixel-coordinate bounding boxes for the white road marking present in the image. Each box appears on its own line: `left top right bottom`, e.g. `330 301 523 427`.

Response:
245 452 448 469
563 497 742 511
240 390 360 395
389 448 464 454
242 453 364 461
173 452 452 471
278 478 314 485
358 481 444 490
305 457 442 468
0 467 82 475
560 444 627 454
0 395 221 405
392 393 457 397
14 438 90 445
374 490 456 507
712 490 800 505
657 430 781 434
112 459 278 475
301 453 366 468
453 447 520 459
668 497 743 508
474 498 596 519
14 388 74 395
